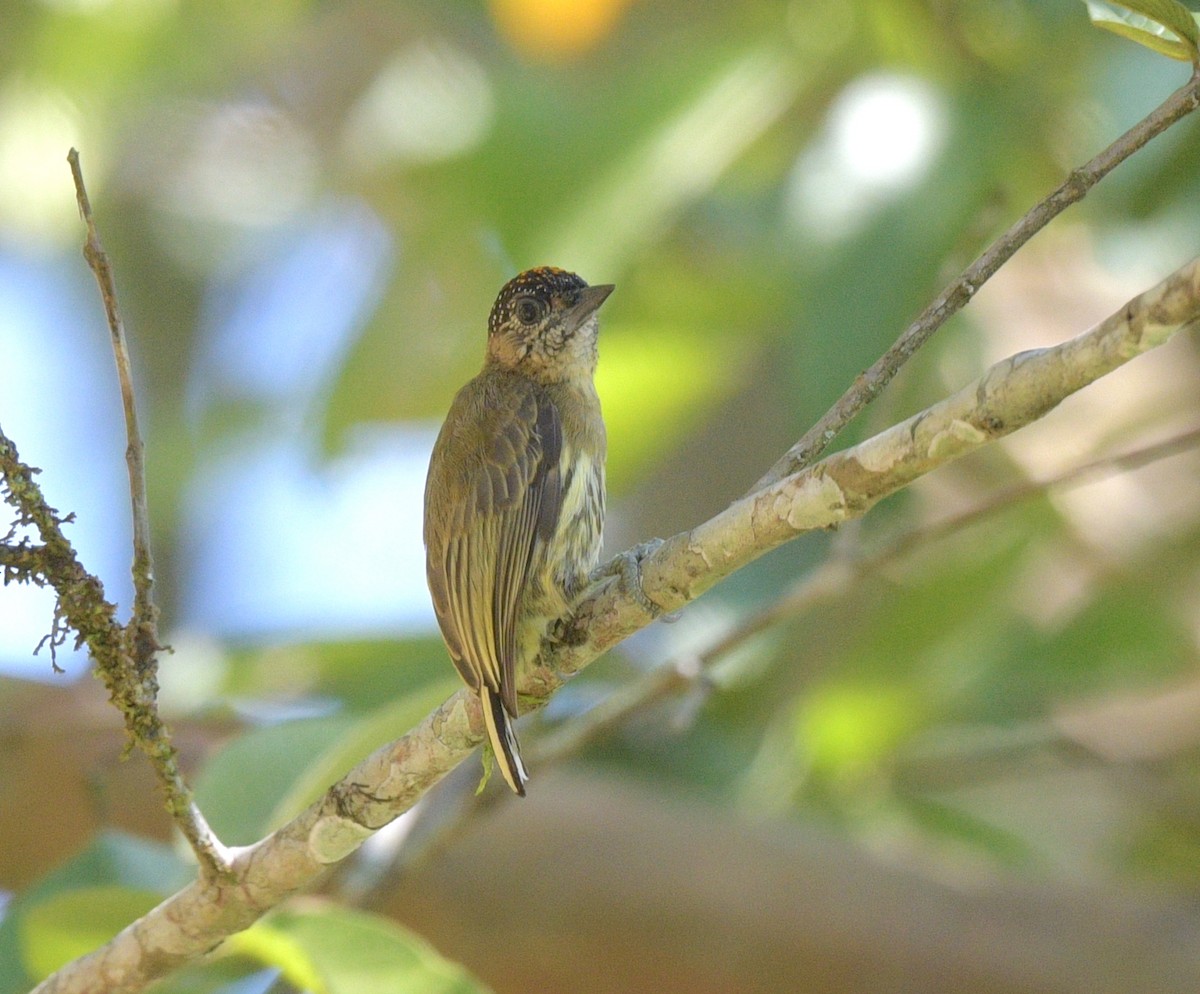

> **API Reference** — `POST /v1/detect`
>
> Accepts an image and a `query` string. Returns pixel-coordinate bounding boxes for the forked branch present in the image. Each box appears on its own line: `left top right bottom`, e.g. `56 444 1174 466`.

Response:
750 65 1200 491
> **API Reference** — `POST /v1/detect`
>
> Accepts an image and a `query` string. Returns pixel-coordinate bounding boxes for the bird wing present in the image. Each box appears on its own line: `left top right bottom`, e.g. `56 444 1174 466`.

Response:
426 382 562 717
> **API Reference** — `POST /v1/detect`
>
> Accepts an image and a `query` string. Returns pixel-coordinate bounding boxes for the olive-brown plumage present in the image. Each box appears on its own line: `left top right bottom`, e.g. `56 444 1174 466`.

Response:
423 267 613 795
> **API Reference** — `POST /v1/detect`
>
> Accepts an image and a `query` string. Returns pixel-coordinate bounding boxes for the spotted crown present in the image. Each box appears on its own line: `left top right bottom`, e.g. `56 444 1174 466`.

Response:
487 266 589 337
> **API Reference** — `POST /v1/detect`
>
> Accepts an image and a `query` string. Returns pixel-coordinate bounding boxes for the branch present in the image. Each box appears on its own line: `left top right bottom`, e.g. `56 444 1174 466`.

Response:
0 152 229 877
28 256 1200 994
64 150 229 877
749 64 1200 492
0 429 230 877
537 425 1200 768
0 541 51 584
1 438 127 683
67 149 158 667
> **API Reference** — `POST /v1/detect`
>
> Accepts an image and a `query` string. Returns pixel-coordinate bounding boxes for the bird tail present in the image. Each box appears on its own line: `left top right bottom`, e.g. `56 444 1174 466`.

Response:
481 685 529 796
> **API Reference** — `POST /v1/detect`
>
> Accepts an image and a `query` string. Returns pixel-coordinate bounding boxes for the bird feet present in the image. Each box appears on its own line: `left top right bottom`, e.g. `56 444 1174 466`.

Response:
591 539 666 618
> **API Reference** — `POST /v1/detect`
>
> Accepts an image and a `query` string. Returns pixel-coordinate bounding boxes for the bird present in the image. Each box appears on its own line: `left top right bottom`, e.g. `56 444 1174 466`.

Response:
423 266 614 795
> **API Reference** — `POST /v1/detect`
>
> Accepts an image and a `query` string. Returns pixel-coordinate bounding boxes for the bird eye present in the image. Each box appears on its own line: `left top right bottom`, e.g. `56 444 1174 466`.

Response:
514 297 544 325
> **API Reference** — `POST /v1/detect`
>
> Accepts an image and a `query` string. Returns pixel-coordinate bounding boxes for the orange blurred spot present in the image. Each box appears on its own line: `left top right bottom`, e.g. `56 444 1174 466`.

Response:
489 0 631 61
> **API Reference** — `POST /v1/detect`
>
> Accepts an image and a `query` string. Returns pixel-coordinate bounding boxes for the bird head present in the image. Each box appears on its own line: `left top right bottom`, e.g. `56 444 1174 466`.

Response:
486 266 614 381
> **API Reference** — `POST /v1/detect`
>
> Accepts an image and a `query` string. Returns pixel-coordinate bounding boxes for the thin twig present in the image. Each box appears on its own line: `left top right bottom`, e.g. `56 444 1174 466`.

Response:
63 150 231 879
385 422 1197 839
750 65 1200 493
66 148 159 670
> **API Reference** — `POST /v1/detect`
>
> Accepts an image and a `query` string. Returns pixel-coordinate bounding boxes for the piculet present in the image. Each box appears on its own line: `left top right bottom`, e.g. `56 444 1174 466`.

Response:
423 267 613 795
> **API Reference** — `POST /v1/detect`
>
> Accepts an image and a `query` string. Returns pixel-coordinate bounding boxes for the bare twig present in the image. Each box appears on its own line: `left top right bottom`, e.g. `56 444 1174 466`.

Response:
66 148 158 668
27 255 1200 994
750 66 1200 492
57 150 230 877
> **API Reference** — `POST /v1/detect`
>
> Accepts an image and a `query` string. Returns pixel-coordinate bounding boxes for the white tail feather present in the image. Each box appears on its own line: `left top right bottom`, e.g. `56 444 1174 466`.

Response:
481 685 528 796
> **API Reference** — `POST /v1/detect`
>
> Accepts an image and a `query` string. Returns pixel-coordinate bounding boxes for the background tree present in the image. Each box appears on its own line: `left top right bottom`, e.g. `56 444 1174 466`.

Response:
1 2 1200 993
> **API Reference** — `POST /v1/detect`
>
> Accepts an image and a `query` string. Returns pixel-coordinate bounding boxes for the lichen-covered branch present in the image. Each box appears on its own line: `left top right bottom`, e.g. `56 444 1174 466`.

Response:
28 256 1200 994
0 446 118 675
0 430 229 876
0 541 51 586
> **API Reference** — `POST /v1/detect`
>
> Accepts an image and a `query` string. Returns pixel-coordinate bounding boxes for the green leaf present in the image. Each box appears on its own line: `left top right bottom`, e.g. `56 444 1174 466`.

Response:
225 919 326 993
902 793 1038 869
18 887 161 980
194 715 355 845
223 638 453 712
1084 0 1200 60
231 904 493 994
195 679 459 844
0 833 187 994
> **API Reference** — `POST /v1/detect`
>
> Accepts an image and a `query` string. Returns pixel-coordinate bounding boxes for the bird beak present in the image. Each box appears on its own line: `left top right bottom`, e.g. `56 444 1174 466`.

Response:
565 283 615 331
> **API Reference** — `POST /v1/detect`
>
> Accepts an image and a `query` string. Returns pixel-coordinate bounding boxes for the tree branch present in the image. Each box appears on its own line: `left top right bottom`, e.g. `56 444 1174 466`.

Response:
28 255 1200 994
0 428 230 877
0 541 51 584
66 149 230 878
539 424 1200 768
1 437 126 683
0 152 229 878
67 148 158 656
749 64 1200 492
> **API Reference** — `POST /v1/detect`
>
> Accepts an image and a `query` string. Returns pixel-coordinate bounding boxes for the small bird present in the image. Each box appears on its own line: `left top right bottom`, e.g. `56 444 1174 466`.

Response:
423 267 613 795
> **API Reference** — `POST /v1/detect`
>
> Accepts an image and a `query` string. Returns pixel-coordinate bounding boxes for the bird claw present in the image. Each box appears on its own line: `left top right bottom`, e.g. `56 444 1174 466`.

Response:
592 539 665 617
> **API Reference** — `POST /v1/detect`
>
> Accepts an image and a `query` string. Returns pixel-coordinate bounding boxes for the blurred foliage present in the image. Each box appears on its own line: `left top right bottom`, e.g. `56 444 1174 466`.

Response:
225 904 493 994
2 1 1200 992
